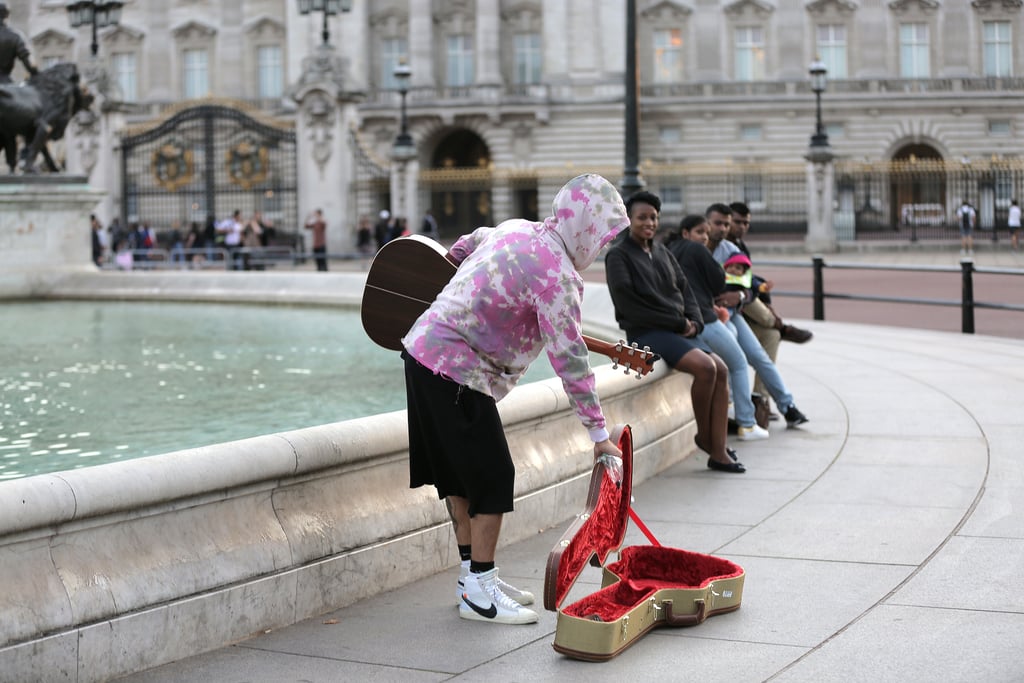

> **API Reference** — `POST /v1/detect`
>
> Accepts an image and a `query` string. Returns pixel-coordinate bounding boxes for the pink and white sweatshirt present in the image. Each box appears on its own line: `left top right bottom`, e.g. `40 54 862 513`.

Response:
402 174 629 442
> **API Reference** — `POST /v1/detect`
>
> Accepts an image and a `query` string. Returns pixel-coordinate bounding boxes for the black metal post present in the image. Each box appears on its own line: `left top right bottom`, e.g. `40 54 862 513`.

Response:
810 90 829 148
621 0 643 197
90 14 99 56
960 258 975 334
321 11 330 45
813 255 826 321
395 88 412 148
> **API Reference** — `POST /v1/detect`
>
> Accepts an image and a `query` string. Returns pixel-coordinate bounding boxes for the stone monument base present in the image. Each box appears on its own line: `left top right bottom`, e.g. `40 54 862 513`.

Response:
0 176 103 298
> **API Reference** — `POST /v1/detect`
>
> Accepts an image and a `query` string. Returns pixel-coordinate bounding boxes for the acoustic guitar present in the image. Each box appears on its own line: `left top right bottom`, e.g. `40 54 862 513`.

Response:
360 235 659 378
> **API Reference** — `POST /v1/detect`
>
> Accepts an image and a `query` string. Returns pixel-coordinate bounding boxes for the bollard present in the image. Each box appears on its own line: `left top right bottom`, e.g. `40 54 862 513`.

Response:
960 258 975 334
812 255 825 321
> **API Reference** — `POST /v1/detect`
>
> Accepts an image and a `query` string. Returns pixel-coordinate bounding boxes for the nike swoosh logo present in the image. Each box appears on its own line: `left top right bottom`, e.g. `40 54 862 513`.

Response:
462 594 498 619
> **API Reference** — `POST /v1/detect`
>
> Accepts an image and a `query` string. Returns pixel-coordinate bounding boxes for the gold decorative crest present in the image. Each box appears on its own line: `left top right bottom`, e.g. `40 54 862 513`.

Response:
151 137 194 192
225 136 270 190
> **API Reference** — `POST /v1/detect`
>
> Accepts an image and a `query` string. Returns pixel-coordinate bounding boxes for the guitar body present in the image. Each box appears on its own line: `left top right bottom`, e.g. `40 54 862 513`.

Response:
361 235 455 351
360 235 659 375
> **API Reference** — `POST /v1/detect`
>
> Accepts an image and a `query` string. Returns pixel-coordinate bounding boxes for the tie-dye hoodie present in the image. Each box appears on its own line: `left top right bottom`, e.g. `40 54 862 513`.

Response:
402 174 629 442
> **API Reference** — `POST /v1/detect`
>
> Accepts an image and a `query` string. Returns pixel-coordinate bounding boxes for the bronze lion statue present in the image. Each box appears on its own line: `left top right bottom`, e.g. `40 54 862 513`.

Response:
0 62 94 174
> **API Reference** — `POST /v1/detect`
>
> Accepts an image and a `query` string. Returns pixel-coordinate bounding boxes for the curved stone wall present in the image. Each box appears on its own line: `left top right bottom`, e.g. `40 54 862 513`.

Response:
0 271 696 682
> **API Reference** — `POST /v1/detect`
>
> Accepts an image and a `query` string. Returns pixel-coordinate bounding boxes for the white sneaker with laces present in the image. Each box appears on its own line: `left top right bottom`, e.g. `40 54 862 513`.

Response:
459 568 538 624
457 561 535 606
737 424 770 441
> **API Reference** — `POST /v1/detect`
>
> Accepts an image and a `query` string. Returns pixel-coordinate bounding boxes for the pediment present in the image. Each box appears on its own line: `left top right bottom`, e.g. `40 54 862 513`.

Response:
500 1 543 22
104 25 146 46
805 0 859 15
244 16 286 39
171 20 218 41
724 0 776 18
31 28 75 50
369 8 407 28
641 0 695 20
433 0 474 25
888 0 941 12
971 0 1022 11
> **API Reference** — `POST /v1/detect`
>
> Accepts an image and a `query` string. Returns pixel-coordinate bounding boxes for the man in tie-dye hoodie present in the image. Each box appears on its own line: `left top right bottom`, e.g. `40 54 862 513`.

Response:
402 173 629 625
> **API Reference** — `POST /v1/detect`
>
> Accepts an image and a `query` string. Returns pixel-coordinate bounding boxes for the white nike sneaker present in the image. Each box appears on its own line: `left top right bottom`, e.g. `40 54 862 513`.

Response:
459 568 538 625
457 561 535 606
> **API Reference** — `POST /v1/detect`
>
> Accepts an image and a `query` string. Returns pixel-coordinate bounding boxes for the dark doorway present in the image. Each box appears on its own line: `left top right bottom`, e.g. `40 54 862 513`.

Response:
429 129 492 237
890 143 944 228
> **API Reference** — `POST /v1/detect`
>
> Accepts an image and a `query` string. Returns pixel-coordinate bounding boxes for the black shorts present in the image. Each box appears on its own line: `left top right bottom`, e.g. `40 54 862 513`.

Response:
629 329 706 368
403 352 514 516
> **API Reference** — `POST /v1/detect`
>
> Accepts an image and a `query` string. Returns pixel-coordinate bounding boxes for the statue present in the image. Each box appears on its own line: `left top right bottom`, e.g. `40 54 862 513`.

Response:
0 2 37 84
0 62 94 173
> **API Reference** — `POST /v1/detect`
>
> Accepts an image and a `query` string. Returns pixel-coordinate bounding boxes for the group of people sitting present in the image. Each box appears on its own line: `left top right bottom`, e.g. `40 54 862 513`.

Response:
398 175 814 626
604 193 813 474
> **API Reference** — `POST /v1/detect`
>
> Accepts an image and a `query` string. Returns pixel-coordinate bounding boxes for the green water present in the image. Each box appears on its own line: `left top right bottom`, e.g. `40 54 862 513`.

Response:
0 301 566 480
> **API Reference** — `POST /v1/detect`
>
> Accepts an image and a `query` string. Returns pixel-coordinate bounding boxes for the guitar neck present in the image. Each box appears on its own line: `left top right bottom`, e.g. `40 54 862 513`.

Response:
583 335 615 358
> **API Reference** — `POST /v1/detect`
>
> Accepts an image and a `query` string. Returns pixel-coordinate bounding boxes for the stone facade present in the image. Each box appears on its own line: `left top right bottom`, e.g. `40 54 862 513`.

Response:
6 0 1023 240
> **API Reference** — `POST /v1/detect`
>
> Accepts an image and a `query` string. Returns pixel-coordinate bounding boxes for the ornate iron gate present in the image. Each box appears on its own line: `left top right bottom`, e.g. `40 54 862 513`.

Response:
120 101 298 245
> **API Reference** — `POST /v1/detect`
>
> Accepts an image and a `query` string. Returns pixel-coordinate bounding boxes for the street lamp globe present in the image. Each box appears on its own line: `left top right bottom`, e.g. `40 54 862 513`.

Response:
809 58 827 94
95 0 123 28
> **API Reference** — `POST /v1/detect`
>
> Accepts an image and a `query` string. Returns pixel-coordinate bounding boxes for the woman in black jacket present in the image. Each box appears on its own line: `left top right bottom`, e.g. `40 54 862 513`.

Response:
604 191 742 473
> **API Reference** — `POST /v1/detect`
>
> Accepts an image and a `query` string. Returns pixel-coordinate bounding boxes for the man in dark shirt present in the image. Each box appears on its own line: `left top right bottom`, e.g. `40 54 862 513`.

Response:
0 4 38 84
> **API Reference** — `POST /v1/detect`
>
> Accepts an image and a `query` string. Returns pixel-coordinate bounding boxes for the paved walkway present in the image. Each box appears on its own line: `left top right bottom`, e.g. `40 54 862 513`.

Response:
120 317 1024 682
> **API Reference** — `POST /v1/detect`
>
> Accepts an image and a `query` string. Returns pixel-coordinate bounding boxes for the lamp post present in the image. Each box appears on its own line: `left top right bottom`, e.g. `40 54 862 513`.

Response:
809 58 830 149
297 0 352 47
393 59 413 150
66 0 123 57
621 0 644 197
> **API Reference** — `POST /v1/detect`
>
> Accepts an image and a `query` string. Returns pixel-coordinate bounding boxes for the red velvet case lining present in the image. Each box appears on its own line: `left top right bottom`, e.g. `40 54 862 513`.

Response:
562 546 744 622
552 426 634 609
550 424 744 622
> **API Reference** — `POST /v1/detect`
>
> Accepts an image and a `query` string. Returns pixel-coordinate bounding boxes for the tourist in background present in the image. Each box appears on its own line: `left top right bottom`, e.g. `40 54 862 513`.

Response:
1008 199 1020 251
957 199 976 256
304 208 328 272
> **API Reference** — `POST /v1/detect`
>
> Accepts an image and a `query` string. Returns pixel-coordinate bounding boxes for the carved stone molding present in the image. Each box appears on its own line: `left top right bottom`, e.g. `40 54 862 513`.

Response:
170 20 218 42
243 16 286 39
971 0 1022 12
71 109 101 175
641 1 695 21
724 0 776 18
30 28 75 51
888 0 941 14
292 44 349 95
805 0 859 16
303 91 337 175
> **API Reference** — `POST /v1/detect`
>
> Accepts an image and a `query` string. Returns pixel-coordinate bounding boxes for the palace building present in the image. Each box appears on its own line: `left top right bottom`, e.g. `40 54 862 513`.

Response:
9 0 1024 246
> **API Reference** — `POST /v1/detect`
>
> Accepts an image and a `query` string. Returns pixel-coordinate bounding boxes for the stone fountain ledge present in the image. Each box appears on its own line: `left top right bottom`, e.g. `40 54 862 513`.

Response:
0 268 696 683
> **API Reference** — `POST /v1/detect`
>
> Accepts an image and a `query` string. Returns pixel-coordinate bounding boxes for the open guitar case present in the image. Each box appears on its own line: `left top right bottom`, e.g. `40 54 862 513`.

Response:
543 424 745 661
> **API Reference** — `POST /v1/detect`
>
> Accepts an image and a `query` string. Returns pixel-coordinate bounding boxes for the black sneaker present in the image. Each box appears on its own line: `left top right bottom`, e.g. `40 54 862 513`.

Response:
784 405 809 427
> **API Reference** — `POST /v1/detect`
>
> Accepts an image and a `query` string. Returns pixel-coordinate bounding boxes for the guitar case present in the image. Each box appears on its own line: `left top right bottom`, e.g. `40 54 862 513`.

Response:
543 425 745 661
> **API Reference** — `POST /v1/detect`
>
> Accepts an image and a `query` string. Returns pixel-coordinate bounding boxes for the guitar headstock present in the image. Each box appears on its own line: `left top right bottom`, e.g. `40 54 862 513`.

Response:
609 341 660 379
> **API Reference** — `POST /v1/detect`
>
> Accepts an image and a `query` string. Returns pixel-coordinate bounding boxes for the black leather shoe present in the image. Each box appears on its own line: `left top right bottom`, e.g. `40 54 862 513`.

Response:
781 325 813 344
707 457 746 473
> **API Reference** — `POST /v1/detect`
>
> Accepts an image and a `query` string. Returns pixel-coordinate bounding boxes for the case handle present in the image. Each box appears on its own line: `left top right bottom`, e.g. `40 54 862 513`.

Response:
661 598 707 626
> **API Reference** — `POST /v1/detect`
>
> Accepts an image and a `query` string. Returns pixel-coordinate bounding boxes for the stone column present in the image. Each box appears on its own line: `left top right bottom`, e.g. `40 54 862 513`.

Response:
475 0 501 85
805 146 838 253
290 45 363 257
409 0 434 90
390 147 419 230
